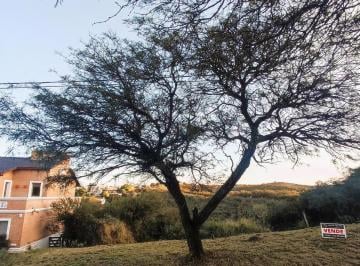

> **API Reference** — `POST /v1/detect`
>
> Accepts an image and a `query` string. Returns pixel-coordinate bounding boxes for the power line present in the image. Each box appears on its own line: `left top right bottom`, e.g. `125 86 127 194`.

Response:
0 80 118 90
0 79 209 90
0 70 359 91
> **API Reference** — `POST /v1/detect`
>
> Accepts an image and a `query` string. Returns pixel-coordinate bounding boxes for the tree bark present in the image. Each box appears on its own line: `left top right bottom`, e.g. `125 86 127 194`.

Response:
197 145 256 225
160 165 204 258
159 144 256 257
171 188 204 258
183 222 204 258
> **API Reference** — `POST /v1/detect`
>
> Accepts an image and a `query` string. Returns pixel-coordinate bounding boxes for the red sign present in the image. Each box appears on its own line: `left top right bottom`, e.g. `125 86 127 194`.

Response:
321 223 347 239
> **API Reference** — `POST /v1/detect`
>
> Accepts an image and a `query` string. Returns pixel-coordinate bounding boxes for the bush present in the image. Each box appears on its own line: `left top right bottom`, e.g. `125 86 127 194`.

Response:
104 192 184 241
263 168 360 230
267 200 303 231
233 199 272 225
300 168 360 225
201 218 267 238
53 192 184 245
75 187 89 197
138 208 184 240
51 197 81 219
55 199 103 247
62 207 100 246
61 208 135 246
97 218 135 244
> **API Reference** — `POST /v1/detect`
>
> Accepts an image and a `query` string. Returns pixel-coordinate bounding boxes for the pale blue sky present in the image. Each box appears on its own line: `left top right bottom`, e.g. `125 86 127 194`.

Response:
0 1 356 185
0 0 135 153
0 1 136 83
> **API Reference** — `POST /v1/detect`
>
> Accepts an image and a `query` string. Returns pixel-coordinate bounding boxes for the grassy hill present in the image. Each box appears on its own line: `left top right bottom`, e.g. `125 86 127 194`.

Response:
143 182 311 226
144 182 311 198
2 223 359 266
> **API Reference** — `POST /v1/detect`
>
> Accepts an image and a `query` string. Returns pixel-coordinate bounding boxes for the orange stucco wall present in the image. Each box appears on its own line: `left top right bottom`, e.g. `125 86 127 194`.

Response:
0 160 76 248
4 169 45 197
0 171 13 197
19 210 56 247
0 213 25 247
0 160 75 198
0 210 57 248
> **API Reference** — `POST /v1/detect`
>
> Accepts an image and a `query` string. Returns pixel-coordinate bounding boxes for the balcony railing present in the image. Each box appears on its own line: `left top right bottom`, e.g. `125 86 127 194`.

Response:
0 197 80 212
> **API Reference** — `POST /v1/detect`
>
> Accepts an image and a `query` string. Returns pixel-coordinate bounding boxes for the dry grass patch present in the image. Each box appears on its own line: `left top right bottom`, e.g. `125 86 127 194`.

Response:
1 224 359 266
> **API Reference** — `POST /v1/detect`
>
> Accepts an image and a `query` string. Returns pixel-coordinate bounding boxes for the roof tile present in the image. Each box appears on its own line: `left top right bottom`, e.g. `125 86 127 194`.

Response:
0 157 53 173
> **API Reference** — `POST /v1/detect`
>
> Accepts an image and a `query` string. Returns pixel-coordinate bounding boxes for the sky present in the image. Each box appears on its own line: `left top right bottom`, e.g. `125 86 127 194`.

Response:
0 1 357 185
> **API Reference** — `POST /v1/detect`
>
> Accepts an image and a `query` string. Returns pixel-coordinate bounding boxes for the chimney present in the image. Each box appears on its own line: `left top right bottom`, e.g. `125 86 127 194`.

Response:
31 150 69 162
31 150 53 161
31 150 42 160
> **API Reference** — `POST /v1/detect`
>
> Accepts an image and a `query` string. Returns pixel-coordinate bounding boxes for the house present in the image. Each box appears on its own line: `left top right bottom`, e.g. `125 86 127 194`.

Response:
0 151 77 252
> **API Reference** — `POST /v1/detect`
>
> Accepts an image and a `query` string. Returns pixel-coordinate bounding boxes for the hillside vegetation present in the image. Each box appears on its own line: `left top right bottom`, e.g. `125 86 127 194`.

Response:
46 172 360 250
53 183 309 247
144 182 311 199
1 224 359 266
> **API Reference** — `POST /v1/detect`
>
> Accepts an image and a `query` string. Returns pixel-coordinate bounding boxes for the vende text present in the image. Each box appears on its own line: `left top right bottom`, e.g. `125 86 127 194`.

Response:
322 228 344 234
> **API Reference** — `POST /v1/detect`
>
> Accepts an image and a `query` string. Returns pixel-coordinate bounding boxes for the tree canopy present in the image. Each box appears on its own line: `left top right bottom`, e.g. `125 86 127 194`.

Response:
2 0 360 257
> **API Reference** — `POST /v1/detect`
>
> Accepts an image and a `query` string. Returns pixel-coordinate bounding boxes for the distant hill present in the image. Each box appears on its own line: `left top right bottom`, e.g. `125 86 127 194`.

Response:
144 182 311 199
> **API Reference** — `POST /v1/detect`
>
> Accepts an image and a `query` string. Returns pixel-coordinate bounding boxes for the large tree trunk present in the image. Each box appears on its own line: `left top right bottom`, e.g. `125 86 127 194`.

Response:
170 186 205 258
197 145 256 225
159 145 256 258
160 165 205 258
176 203 204 257
183 222 204 258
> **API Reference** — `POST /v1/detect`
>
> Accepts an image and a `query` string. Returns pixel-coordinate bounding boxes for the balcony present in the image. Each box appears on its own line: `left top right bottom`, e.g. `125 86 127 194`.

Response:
0 197 68 213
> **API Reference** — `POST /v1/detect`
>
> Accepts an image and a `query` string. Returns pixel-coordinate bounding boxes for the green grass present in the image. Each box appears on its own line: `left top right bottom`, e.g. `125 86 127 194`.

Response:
2 224 359 266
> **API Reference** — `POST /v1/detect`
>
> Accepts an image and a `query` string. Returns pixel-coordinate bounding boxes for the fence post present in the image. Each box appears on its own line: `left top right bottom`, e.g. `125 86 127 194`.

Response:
302 210 309 228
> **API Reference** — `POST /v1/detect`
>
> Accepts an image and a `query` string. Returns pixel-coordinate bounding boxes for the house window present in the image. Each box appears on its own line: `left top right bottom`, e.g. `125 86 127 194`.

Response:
2 181 12 197
0 219 10 240
29 182 42 197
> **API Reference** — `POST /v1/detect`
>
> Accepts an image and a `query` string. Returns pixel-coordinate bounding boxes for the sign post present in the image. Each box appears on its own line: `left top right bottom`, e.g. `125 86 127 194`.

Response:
320 223 347 239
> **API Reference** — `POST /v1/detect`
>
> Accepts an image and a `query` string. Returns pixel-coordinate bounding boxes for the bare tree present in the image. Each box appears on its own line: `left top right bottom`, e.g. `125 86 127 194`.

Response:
183 0 360 230
124 0 360 256
0 34 211 257
4 0 360 258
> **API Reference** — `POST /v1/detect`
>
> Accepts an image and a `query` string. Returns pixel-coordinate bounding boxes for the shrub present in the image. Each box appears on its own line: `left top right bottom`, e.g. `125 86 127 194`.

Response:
201 218 267 238
101 190 110 198
97 218 135 244
106 194 122 203
54 191 184 245
58 199 102 247
45 218 62 234
267 200 303 231
104 192 184 241
61 205 135 246
138 208 184 240
51 197 81 219
62 209 100 247
234 199 272 225
75 187 89 197
300 168 360 225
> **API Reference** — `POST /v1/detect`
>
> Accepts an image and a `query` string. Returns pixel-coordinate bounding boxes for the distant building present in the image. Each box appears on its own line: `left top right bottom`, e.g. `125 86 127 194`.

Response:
88 183 102 196
0 151 77 252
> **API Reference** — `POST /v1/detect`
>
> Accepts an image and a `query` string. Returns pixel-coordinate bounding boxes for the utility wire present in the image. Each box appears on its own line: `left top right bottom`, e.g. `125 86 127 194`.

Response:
0 66 359 90
0 79 216 90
